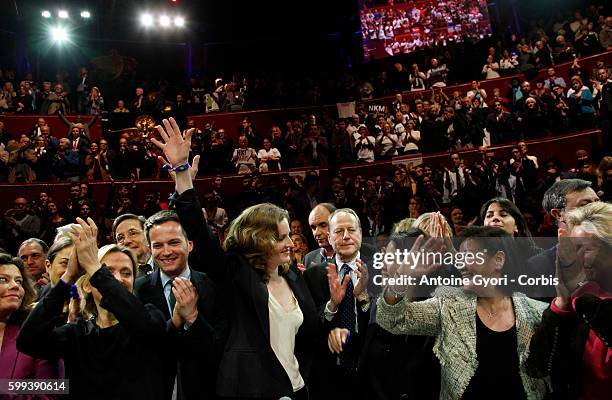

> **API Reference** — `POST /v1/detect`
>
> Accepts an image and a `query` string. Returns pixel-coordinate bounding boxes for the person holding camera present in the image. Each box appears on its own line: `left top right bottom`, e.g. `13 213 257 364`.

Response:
482 55 500 79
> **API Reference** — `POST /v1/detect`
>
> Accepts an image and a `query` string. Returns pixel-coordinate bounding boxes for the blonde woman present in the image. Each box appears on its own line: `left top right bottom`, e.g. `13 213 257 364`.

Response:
153 117 319 399
17 218 168 400
527 202 612 399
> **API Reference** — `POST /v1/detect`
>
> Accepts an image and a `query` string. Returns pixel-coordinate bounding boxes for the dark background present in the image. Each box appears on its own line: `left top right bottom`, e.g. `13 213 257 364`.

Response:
0 0 606 85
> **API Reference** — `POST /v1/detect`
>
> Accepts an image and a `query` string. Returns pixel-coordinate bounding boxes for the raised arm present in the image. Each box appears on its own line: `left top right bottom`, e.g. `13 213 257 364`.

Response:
58 111 72 128
376 235 444 336
86 114 98 129
16 248 81 360
152 118 226 281
67 218 165 337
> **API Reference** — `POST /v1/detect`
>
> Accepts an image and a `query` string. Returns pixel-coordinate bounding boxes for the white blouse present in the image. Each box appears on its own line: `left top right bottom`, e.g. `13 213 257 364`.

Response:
268 292 305 392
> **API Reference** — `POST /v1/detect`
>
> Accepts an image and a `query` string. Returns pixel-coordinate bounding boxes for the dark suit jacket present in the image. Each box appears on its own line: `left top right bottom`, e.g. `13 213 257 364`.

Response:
303 248 326 270
134 267 226 400
171 189 320 398
303 243 378 397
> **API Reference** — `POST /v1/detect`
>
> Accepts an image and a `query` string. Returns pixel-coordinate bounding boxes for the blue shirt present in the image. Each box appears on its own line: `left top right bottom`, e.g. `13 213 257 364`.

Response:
160 267 191 315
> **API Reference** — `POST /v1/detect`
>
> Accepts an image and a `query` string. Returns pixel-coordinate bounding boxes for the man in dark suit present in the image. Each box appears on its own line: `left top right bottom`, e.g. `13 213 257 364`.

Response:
304 208 377 399
303 203 337 269
135 210 226 400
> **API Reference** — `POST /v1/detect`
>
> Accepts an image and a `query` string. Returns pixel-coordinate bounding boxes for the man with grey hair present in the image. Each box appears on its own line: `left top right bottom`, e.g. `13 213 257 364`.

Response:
541 178 599 231
528 179 600 290
304 207 377 399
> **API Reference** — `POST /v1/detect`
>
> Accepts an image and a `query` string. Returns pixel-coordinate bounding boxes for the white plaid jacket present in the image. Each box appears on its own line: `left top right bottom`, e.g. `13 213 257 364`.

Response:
376 286 550 400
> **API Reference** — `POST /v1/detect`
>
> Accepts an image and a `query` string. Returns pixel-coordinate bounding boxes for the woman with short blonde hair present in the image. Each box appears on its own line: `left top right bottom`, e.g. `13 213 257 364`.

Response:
565 201 612 245
527 201 612 398
224 203 291 280
18 219 167 399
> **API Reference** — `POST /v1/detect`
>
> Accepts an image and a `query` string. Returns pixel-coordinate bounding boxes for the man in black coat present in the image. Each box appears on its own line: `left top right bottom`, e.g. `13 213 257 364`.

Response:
134 210 226 400
304 207 378 400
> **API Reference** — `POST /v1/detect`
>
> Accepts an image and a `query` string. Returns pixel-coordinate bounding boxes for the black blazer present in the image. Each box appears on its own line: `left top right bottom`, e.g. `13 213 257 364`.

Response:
171 189 320 398
134 267 226 400
17 267 167 400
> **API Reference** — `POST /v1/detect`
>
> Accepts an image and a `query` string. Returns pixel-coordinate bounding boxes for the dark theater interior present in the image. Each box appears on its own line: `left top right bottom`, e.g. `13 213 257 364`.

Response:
0 0 610 399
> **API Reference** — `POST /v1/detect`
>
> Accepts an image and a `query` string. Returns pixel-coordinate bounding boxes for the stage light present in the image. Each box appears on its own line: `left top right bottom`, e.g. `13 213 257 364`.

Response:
174 16 185 27
58 10 69 19
50 26 68 43
141 13 153 27
80 11 91 19
42 10 51 18
160 15 171 27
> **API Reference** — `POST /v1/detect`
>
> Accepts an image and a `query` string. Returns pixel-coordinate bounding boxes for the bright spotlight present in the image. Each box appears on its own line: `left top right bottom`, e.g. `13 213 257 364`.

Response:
80 11 91 19
41 10 51 18
140 13 153 27
50 26 68 43
58 10 69 19
160 15 171 27
174 16 185 27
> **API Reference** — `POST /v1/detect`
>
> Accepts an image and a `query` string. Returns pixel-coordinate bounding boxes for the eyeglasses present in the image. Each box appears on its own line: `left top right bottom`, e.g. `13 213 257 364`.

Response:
116 229 143 244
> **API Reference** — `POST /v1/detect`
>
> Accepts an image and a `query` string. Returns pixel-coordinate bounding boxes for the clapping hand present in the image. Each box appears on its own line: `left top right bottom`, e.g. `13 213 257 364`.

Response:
554 228 585 310
171 277 199 328
352 259 369 298
327 263 349 312
60 246 82 285
67 217 100 276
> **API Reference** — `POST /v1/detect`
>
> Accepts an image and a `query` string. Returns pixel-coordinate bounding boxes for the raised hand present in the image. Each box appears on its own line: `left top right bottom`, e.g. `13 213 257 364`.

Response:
67 217 100 275
150 117 192 167
397 235 445 279
555 228 585 310
60 246 82 284
327 263 349 312
171 277 199 328
353 259 369 298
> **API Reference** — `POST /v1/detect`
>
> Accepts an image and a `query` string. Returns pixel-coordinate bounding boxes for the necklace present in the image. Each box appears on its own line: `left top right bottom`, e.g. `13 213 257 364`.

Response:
479 297 509 320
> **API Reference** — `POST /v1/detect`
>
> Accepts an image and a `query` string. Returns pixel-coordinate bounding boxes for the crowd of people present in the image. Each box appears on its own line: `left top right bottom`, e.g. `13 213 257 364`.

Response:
0 116 610 400
0 6 610 115
0 4 611 398
361 0 492 58
1 49 610 184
